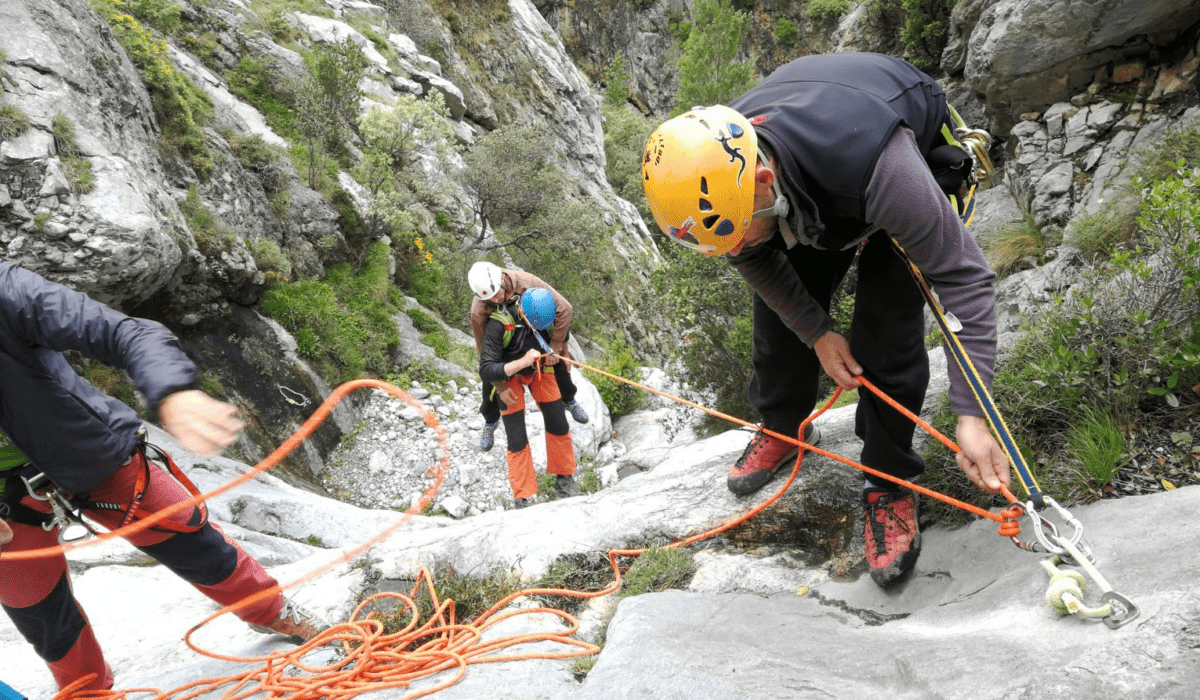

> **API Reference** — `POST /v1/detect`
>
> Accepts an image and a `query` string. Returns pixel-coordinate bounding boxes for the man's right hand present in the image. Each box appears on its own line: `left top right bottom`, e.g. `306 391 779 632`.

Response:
813 331 863 389
0 519 13 548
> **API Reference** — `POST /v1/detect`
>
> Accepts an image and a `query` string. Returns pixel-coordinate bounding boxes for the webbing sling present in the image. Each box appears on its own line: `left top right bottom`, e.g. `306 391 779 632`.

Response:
889 237 1045 509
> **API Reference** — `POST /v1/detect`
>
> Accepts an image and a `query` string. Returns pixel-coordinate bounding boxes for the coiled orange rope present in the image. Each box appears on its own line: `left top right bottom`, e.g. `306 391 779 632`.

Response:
24 361 1025 698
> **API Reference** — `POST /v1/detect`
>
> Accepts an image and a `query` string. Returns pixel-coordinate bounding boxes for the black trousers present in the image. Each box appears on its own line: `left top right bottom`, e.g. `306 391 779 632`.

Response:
481 363 578 424
748 232 929 481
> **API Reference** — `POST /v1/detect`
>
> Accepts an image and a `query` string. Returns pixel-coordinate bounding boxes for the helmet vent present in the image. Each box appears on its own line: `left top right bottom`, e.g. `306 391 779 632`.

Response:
703 215 720 229
699 198 712 212
700 177 709 195
715 219 735 236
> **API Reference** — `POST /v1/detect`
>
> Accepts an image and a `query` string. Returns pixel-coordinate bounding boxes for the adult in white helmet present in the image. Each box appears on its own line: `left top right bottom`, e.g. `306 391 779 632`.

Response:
642 52 1007 588
467 262 589 454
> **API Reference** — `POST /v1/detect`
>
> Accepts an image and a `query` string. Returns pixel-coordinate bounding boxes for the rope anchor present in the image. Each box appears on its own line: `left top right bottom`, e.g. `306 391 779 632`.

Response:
1039 530 1140 629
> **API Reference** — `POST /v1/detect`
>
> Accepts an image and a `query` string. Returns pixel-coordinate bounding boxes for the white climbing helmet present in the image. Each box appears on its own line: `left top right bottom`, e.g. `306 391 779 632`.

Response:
468 261 503 301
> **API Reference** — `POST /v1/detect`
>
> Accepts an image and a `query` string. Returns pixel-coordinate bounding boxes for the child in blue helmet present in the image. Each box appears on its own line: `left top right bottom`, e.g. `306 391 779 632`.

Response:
478 288 582 507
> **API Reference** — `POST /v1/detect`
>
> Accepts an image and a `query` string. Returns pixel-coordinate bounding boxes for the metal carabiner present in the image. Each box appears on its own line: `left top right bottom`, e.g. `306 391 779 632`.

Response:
1021 495 1094 564
19 473 93 544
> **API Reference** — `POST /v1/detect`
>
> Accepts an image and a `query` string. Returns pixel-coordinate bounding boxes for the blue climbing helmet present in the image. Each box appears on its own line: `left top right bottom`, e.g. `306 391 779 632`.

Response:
519 288 555 330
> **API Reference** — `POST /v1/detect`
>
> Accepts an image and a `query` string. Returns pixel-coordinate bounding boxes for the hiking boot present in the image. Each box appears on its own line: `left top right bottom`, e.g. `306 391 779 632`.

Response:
564 400 589 424
479 422 497 451
726 424 820 496
553 474 582 498
249 597 325 644
863 486 921 587
513 497 532 509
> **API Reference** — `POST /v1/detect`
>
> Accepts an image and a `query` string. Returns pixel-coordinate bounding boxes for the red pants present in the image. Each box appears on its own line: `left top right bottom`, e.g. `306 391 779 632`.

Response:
500 369 577 499
0 451 284 690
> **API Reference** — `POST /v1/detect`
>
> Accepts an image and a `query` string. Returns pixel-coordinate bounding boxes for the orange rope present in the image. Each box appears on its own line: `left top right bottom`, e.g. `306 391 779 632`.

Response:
31 359 1026 698
557 357 1026 534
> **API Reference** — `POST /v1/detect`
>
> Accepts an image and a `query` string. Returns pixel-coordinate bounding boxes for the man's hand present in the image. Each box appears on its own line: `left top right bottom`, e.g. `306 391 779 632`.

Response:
0 518 12 548
546 340 569 366
955 415 1010 492
813 331 863 389
159 390 245 456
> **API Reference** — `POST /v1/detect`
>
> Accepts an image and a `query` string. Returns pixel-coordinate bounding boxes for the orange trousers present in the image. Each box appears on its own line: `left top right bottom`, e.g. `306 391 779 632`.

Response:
500 368 576 500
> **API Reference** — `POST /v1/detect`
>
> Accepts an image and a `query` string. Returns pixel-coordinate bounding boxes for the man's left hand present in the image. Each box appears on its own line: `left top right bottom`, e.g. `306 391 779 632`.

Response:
0 518 12 548
955 415 1010 492
159 390 245 456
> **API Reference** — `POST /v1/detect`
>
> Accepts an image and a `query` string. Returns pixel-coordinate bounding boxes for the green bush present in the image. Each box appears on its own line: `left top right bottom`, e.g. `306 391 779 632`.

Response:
0 105 30 141
899 0 955 71
260 242 401 383
808 0 850 21
1066 406 1125 490
589 339 646 419
122 0 182 35
226 57 300 143
622 547 697 597
773 18 799 46
979 210 1051 276
651 249 755 421
367 566 521 631
249 237 292 285
79 363 136 407
178 187 234 255
602 103 654 221
90 0 213 176
1066 199 1137 261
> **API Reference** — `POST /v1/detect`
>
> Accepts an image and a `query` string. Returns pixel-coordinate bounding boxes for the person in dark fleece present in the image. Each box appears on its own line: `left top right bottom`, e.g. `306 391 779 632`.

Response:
641 52 1008 587
0 262 322 692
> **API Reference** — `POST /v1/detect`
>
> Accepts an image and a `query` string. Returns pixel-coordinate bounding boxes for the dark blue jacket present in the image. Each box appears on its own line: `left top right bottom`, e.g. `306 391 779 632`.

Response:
0 262 198 493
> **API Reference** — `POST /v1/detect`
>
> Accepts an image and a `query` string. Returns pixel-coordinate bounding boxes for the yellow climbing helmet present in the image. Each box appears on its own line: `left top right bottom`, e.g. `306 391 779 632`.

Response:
642 105 758 256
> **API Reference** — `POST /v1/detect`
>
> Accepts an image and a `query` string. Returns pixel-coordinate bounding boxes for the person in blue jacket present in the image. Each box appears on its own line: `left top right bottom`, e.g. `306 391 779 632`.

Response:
642 52 1009 587
0 262 321 691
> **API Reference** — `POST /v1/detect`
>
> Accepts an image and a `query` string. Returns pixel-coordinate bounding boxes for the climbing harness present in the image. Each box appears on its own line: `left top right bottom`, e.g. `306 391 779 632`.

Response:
18 473 93 545
5 432 209 545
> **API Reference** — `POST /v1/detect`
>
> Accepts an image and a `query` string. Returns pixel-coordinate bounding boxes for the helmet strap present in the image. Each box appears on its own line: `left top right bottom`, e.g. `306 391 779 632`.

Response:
752 176 789 220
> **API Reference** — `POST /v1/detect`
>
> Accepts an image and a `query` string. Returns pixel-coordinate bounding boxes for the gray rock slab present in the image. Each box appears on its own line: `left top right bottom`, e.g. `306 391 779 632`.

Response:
576 486 1200 700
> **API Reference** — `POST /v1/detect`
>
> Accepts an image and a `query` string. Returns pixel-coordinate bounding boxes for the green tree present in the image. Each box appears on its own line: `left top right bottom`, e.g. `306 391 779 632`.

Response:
900 0 955 70
603 104 654 220
356 92 455 237
604 52 632 106
672 0 756 116
296 40 367 187
651 246 755 420
462 123 563 247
